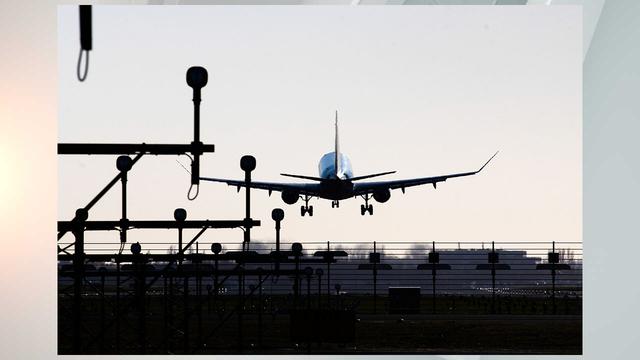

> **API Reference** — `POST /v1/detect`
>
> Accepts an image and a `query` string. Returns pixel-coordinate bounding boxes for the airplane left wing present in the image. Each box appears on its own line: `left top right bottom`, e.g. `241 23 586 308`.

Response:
199 176 322 196
353 151 498 195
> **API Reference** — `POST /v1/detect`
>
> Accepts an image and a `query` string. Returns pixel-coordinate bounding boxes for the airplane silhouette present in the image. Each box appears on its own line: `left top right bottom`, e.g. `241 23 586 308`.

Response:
201 111 498 216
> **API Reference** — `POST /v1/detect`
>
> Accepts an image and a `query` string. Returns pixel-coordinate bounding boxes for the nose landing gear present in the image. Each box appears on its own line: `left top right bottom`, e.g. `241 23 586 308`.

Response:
300 195 314 216
331 200 340 208
359 194 374 216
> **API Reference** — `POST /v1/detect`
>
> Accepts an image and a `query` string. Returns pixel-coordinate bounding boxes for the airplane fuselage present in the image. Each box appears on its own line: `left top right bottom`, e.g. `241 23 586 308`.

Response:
317 151 355 200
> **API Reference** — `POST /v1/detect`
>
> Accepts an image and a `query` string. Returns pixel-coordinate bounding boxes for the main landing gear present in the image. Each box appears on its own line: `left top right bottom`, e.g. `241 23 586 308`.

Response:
331 200 340 208
360 194 373 216
300 195 313 216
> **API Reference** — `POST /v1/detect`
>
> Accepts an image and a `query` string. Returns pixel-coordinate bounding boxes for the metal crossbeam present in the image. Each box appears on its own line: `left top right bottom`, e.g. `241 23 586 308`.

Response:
58 143 215 155
57 219 259 232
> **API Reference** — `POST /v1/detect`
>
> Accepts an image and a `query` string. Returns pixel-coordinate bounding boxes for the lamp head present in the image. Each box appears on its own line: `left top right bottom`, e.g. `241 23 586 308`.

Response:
174 208 187 222
271 208 284 222
116 155 133 172
211 242 222 254
130 242 142 255
186 66 208 89
240 155 256 172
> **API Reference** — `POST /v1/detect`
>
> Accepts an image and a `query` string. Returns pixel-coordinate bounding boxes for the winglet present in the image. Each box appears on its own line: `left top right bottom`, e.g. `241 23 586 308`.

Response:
477 151 499 173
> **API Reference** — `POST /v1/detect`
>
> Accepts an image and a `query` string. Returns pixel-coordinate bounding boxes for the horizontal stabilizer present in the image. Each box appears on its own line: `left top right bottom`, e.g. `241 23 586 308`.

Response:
349 171 396 182
280 173 325 182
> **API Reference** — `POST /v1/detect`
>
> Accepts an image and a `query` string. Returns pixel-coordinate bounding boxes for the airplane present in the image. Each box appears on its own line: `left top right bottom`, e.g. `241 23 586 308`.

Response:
200 111 498 216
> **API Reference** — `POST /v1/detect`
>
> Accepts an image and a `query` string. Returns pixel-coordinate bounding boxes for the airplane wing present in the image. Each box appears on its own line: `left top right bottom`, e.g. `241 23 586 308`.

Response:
199 176 322 196
352 151 498 195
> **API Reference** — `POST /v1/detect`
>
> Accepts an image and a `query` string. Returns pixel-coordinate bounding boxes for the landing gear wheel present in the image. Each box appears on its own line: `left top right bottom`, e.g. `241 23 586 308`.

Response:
360 194 374 216
300 195 313 216
331 200 340 208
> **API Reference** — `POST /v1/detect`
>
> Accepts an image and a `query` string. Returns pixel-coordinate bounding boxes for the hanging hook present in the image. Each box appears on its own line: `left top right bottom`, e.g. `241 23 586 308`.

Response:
77 48 90 82
77 5 92 82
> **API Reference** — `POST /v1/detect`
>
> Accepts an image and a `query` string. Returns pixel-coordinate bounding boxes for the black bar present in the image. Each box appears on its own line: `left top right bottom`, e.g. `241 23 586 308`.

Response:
79 5 92 51
58 143 215 155
58 219 259 232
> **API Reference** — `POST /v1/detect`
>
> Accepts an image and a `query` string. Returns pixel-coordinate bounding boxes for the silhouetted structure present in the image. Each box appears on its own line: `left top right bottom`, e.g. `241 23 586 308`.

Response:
59 66 581 355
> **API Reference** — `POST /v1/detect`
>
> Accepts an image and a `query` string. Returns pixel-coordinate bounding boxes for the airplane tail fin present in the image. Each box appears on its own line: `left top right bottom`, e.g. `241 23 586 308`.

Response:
334 110 340 178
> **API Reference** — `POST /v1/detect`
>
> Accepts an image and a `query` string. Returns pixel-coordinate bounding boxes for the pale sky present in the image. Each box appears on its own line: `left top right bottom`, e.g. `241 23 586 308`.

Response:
58 6 581 251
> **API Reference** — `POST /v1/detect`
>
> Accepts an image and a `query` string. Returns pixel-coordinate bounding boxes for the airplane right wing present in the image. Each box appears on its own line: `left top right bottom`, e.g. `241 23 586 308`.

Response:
199 176 322 196
352 151 498 195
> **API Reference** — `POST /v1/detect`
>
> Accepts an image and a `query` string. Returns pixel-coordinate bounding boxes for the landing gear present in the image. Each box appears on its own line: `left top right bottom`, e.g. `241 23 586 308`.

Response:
360 204 373 216
301 205 313 216
331 200 340 208
359 194 374 216
300 195 314 216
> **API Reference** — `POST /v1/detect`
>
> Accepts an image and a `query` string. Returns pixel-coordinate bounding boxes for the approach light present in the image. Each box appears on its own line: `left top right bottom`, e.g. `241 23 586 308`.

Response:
186 66 208 89
174 208 187 222
116 155 133 172
240 155 256 172
271 208 284 222
211 242 222 254
130 242 142 255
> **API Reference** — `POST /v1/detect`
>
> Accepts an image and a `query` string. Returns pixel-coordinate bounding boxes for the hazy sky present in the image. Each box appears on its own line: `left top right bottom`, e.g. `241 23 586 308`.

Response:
58 6 581 251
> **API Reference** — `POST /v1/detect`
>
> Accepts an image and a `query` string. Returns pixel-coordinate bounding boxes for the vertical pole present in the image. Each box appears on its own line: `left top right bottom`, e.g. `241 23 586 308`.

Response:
120 170 127 244
274 217 281 272
168 274 174 353
183 274 189 353
136 256 146 354
186 66 207 187
258 269 263 348
72 210 86 354
432 241 436 315
239 157 254 352
552 241 556 315
194 88 200 145
237 267 244 353
373 241 377 315
326 241 331 308
307 275 311 310
214 258 219 315
196 243 202 351
178 228 183 264
244 163 252 251
115 260 121 353
491 241 496 314
294 254 300 308
100 270 105 352
163 274 168 354
317 274 322 309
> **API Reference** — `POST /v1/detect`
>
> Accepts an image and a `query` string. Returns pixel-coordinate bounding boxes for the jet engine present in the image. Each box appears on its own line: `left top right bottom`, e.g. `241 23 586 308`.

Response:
281 190 299 205
373 189 391 203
